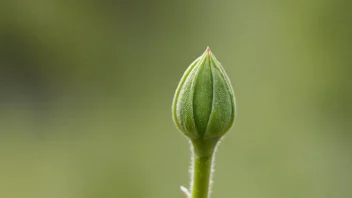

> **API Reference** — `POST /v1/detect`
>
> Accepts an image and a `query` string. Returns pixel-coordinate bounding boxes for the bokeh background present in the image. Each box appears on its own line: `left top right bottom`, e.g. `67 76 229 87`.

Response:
0 0 351 198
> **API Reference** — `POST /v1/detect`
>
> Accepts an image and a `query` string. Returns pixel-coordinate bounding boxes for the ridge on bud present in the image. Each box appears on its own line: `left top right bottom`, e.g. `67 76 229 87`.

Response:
172 47 236 143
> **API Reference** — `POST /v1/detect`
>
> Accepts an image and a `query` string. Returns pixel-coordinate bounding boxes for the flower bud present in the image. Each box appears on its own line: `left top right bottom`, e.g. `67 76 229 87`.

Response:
172 47 236 142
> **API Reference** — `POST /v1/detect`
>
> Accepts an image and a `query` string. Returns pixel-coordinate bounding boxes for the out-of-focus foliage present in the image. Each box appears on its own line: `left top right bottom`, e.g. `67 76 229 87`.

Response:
0 0 351 198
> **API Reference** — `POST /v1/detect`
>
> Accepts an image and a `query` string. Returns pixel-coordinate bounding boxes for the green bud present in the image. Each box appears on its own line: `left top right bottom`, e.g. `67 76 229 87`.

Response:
172 47 236 143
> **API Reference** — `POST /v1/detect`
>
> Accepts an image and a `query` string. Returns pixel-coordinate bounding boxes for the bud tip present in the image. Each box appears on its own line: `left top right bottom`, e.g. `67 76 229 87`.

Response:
206 46 211 54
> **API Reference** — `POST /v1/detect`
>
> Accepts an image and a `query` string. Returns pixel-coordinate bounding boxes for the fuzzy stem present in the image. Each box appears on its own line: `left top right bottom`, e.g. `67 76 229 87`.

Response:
191 154 213 198
190 140 217 198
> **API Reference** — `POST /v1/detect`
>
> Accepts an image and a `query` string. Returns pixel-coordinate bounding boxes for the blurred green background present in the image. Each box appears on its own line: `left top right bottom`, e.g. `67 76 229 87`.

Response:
0 0 351 198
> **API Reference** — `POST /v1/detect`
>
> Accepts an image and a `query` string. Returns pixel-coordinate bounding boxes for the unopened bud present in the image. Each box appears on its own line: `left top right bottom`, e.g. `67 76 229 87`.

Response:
172 47 236 143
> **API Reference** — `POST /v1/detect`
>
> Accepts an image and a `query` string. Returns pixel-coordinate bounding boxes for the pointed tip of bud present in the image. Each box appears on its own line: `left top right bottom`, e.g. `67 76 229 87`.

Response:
206 46 211 54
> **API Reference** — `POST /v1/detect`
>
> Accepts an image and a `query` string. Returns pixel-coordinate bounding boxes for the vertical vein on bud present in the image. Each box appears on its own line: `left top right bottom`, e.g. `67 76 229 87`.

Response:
172 57 201 135
205 55 214 137
192 50 216 138
212 57 236 129
205 64 216 139
205 61 234 139
191 54 209 137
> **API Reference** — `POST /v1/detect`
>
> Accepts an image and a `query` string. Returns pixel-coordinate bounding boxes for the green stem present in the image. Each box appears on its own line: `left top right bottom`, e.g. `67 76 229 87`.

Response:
190 139 219 198
191 154 213 198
